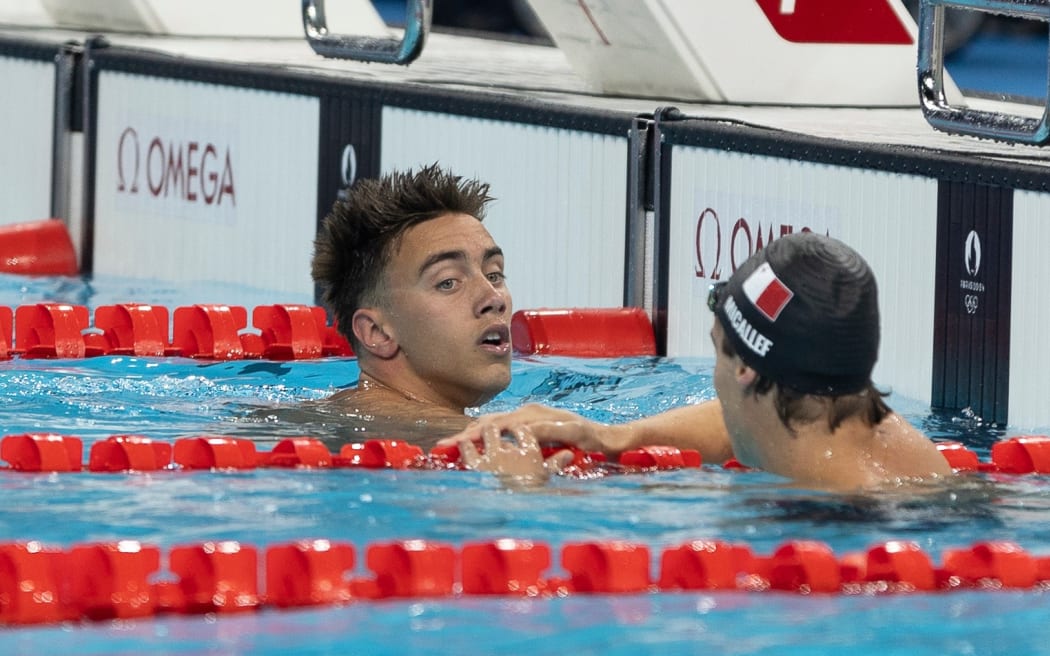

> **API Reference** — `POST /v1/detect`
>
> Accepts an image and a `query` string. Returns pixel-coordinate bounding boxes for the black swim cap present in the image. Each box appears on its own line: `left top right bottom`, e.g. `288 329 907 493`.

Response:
711 232 879 396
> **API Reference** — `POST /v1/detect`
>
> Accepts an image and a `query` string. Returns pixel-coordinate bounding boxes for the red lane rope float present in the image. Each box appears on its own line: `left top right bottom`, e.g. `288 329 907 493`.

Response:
15 303 89 359
1 434 83 472
89 435 171 472
2 434 1050 476
0 434 692 473
252 305 329 360
91 304 170 356
0 306 12 360
1 537 1049 626
0 302 354 361
511 307 656 357
172 304 251 360
990 436 1050 474
0 218 78 276
0 305 660 360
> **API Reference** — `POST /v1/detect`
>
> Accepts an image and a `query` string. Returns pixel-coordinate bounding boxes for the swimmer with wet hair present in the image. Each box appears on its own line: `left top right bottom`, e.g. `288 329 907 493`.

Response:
443 232 952 490
307 164 513 447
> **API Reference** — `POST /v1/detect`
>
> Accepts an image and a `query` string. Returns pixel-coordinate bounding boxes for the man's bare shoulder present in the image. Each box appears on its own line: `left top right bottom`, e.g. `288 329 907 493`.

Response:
242 386 472 451
873 412 953 478
875 412 925 438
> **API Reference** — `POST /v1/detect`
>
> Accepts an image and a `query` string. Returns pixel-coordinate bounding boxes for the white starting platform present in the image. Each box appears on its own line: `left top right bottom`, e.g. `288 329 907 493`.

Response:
0 0 1048 429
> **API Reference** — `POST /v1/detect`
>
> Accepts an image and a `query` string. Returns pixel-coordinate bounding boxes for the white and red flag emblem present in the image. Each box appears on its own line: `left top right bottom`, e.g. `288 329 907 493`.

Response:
742 262 794 321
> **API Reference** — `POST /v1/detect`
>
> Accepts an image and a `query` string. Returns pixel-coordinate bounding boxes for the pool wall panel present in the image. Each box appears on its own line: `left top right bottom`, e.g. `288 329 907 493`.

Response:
1009 190 1050 430
314 92 382 304
91 71 319 300
316 94 381 223
664 146 938 404
933 182 1012 426
380 106 629 311
0 52 55 226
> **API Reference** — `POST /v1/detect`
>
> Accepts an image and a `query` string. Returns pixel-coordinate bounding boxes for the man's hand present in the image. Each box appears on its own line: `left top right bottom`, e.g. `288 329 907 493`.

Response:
457 423 576 487
438 403 631 456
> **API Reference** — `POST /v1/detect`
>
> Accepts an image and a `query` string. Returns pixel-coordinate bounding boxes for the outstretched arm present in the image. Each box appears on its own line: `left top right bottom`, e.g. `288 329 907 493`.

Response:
609 400 734 464
440 399 734 465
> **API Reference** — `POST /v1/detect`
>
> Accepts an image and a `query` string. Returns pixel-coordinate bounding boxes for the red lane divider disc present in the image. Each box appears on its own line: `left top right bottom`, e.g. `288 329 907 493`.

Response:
89 435 172 472
265 540 355 608
562 541 651 593
93 304 170 357
461 539 551 596
0 306 12 360
511 308 656 357
0 219 77 276
173 437 258 470
168 541 260 614
0 434 83 472
69 542 161 620
992 436 1050 474
15 303 88 359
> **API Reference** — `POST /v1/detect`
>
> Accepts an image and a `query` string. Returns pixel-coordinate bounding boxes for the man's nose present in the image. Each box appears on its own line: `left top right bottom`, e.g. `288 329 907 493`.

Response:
476 277 508 316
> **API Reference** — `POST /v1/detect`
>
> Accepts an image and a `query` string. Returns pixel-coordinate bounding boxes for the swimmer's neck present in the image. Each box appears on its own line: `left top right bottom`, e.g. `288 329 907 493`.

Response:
356 371 466 415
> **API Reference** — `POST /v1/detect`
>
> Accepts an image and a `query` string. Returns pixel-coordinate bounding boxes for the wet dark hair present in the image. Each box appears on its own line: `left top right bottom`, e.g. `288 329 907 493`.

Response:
311 164 494 350
719 332 891 432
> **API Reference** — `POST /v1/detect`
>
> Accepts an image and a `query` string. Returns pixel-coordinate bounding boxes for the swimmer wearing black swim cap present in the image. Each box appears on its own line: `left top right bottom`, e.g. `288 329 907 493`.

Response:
710 232 880 396
448 233 954 491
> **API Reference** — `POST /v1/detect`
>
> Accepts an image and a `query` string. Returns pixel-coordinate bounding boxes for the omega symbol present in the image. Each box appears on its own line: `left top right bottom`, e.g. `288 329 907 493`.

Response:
116 127 140 193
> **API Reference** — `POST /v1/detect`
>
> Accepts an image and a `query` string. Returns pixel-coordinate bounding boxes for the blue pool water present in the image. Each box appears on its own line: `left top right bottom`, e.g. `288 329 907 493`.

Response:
0 272 1046 655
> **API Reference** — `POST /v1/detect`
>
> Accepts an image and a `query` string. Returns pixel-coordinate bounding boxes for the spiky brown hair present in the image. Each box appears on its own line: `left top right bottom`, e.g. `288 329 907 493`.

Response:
311 164 494 350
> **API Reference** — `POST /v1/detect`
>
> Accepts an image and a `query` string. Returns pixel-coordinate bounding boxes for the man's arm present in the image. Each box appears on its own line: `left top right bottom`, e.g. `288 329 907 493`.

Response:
611 400 734 464
440 399 734 465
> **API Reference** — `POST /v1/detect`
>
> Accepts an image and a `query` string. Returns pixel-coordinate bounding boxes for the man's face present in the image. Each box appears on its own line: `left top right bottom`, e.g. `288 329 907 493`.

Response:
380 212 513 408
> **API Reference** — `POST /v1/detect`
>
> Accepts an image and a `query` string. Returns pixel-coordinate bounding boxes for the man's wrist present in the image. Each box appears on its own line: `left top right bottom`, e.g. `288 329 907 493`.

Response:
604 423 635 455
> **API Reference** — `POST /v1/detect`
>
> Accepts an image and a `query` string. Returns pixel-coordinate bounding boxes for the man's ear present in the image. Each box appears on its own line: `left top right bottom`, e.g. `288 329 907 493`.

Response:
351 308 398 359
736 363 758 387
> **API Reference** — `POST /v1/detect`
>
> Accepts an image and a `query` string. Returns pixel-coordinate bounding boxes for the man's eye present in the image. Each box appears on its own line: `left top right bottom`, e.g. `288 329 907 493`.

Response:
487 272 506 284
437 279 457 290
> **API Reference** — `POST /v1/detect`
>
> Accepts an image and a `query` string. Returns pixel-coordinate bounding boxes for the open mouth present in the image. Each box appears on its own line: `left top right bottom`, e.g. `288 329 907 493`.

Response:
479 325 510 351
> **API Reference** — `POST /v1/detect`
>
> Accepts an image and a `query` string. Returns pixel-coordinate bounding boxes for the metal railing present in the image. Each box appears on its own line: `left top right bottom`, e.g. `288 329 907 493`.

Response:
918 0 1050 144
302 0 432 64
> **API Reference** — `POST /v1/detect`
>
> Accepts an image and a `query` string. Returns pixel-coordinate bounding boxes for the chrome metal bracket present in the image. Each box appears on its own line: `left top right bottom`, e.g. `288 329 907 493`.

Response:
918 0 1050 144
302 0 432 65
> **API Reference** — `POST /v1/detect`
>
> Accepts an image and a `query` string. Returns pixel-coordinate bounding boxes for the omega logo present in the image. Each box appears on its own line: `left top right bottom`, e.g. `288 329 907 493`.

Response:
116 126 237 206
964 230 982 278
694 207 817 279
116 127 140 194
